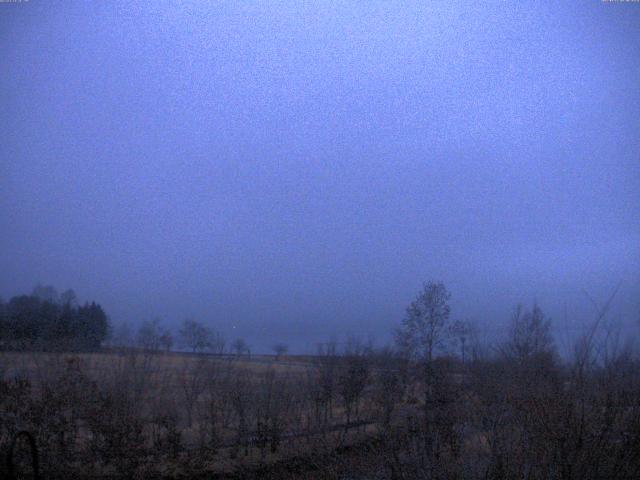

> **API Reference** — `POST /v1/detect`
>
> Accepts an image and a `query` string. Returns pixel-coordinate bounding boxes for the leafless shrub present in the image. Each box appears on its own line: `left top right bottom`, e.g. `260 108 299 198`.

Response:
338 339 371 433
179 357 209 428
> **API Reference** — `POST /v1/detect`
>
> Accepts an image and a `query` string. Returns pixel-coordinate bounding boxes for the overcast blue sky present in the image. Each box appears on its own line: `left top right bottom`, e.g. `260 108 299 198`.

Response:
1 1 639 352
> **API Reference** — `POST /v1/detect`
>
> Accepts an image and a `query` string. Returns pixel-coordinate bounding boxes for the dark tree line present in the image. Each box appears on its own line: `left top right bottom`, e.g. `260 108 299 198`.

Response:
0 286 109 351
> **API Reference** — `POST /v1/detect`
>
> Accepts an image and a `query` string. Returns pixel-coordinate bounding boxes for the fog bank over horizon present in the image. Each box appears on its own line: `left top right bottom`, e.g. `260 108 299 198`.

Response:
1 2 639 353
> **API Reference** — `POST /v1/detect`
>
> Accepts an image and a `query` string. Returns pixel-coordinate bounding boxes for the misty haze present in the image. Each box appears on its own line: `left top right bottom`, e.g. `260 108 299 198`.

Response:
1 2 639 479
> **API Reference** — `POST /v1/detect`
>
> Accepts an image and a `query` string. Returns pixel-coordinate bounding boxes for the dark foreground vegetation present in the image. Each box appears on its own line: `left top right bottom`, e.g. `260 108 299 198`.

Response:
0 282 638 479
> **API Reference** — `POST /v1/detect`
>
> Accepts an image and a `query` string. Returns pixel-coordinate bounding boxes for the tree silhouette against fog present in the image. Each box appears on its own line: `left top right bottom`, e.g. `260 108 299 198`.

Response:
179 318 212 353
272 343 288 359
395 281 454 461
396 281 451 362
232 338 250 357
500 302 555 364
136 318 167 352
449 319 474 364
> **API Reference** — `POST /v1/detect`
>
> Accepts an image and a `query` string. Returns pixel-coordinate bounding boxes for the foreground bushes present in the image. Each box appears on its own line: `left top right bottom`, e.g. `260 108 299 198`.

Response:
0 346 639 479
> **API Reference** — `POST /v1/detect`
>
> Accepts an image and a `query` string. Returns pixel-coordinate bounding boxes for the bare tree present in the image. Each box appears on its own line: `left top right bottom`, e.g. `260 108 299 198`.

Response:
178 318 212 353
338 339 371 437
228 368 253 458
374 366 402 430
254 369 292 456
201 360 229 451
231 338 250 357
501 303 555 364
573 282 623 377
314 339 338 428
272 343 288 360
209 330 226 355
179 358 209 427
158 329 173 352
449 319 475 364
395 282 453 460
396 281 451 362
136 318 163 351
